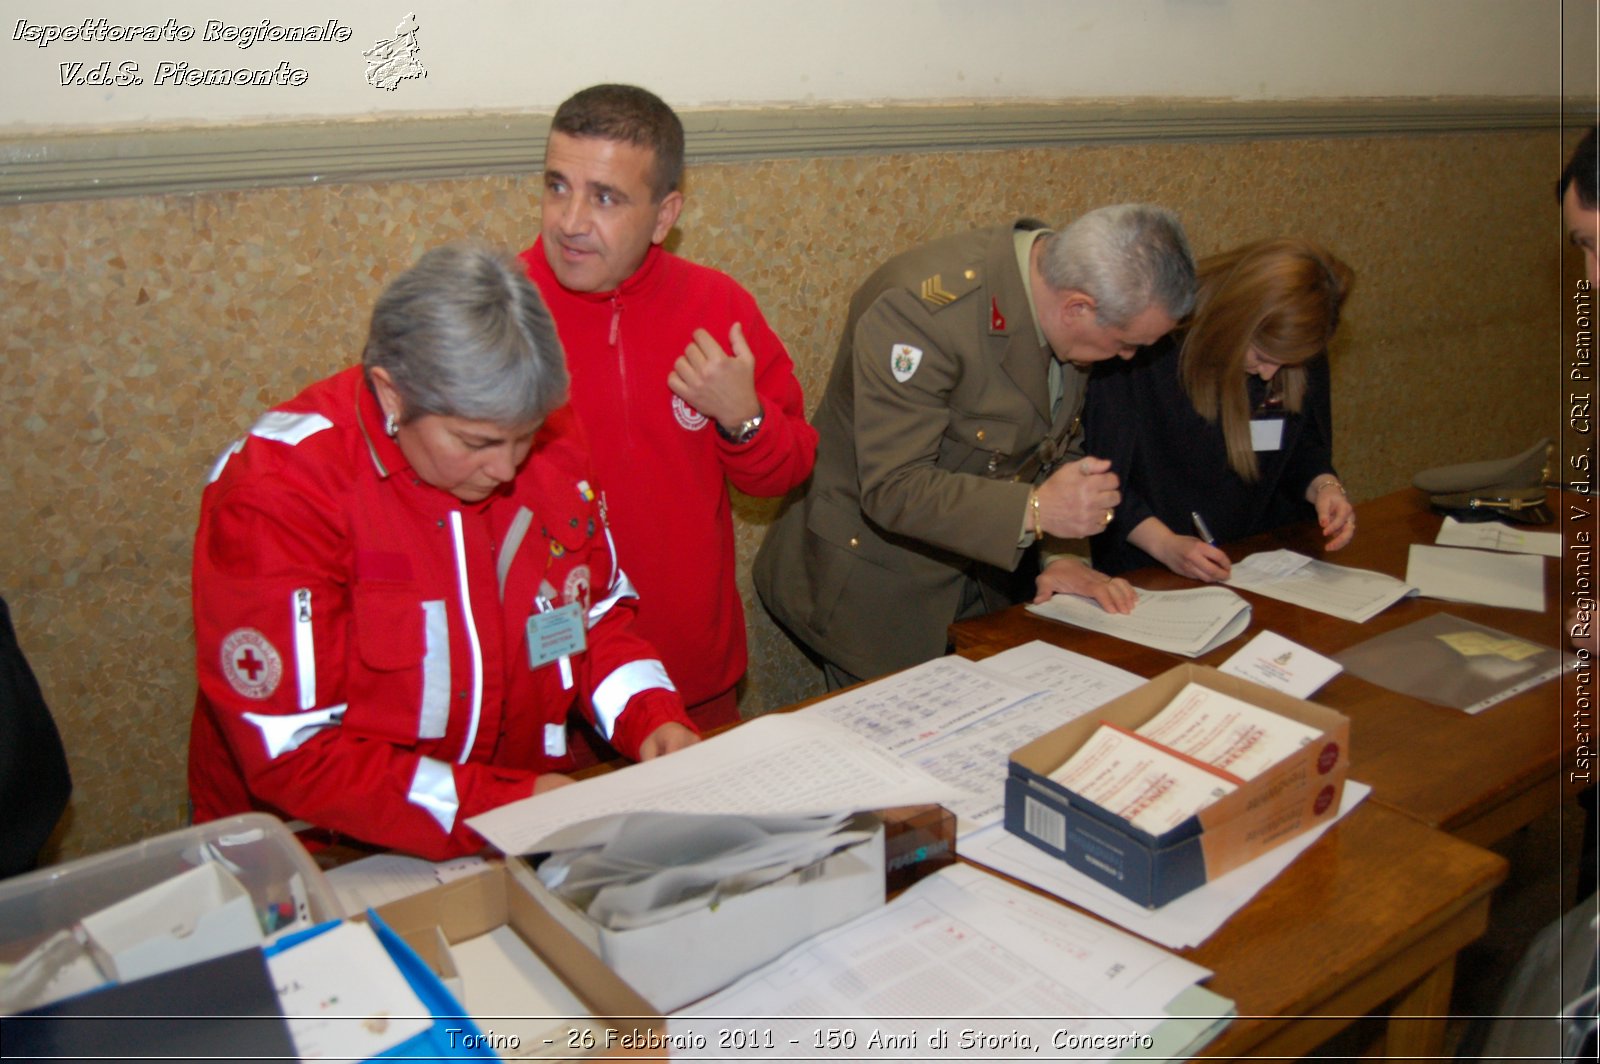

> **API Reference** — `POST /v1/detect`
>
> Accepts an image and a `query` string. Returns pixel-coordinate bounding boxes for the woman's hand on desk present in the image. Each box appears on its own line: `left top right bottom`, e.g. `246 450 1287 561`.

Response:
1309 477 1356 551
1128 517 1231 582
1033 556 1137 614
637 722 701 760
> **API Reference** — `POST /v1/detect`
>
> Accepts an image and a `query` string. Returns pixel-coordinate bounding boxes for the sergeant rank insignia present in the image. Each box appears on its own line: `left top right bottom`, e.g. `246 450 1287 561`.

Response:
919 274 957 306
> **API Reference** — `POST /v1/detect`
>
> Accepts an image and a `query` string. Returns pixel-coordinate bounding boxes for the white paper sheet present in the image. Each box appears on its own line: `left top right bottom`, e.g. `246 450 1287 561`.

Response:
1226 550 1415 623
1219 630 1343 698
1027 586 1252 656
1406 544 1546 612
671 865 1220 1060
959 782 1371 949
1436 516 1562 557
267 920 432 1060
467 714 962 855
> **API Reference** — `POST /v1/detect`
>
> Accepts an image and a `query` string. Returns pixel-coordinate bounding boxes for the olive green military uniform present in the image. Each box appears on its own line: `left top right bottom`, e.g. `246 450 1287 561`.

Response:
754 221 1086 681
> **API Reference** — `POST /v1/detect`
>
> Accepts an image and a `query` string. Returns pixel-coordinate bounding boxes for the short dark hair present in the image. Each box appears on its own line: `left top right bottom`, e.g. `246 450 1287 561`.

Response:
1557 125 1598 209
551 84 685 200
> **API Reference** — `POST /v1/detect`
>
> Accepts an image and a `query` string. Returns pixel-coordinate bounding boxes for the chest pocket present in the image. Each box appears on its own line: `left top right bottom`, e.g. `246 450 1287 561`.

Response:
349 585 451 743
942 409 1022 477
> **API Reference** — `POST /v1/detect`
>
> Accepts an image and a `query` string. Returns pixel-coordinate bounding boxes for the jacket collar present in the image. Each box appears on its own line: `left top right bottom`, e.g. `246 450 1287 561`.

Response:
527 237 666 306
354 369 405 480
991 219 1053 423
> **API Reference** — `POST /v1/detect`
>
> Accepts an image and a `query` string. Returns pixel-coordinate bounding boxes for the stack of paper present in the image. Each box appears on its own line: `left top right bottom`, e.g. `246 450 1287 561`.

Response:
1048 683 1324 834
670 864 1235 1060
1028 586 1252 656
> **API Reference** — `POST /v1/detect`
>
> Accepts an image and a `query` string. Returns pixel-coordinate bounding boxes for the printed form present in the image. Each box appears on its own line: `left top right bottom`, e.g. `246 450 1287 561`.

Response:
799 644 1143 836
1226 549 1415 623
672 864 1223 1060
1027 586 1252 656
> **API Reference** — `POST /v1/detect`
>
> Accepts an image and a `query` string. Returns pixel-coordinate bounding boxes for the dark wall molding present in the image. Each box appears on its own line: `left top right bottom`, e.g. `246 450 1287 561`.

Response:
0 98 1572 205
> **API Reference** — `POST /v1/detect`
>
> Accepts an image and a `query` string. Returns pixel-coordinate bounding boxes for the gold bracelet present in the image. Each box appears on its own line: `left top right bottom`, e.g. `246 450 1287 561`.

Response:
1030 488 1043 540
1315 478 1346 496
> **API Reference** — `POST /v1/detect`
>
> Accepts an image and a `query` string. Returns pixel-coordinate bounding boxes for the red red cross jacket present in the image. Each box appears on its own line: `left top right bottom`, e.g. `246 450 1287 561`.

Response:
188 367 695 859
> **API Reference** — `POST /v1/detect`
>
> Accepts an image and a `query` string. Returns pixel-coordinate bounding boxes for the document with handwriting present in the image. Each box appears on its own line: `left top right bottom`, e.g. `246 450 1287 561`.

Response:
1226 549 1415 623
1436 517 1562 558
1026 586 1252 656
799 643 1142 836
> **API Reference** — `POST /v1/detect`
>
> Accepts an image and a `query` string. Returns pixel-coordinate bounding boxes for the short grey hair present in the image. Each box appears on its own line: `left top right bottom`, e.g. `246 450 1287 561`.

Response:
1038 204 1196 328
363 243 568 426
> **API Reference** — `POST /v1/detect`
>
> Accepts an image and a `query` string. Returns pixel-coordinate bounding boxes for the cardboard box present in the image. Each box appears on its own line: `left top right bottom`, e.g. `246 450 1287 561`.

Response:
1005 664 1348 908
375 865 666 1060
517 813 886 1012
78 861 262 984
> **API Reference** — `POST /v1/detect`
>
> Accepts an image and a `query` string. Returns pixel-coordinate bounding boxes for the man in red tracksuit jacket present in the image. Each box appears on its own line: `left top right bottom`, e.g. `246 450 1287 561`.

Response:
522 84 817 732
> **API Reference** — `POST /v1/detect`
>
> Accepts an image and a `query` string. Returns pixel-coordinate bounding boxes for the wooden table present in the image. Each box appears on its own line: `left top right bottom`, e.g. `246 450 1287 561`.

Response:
1175 802 1504 1061
952 488 1582 847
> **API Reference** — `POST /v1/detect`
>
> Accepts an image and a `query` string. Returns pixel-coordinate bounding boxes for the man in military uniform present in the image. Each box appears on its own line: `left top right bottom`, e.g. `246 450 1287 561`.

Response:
754 205 1195 686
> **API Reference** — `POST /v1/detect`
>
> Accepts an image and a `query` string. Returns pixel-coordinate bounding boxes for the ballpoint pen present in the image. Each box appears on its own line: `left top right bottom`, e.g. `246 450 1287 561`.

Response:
1191 511 1217 546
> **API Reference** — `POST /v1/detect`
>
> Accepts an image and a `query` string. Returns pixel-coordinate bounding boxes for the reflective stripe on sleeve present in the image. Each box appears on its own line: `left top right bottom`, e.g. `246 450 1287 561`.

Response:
590 659 675 740
586 566 639 628
243 704 347 759
408 756 459 835
417 599 450 739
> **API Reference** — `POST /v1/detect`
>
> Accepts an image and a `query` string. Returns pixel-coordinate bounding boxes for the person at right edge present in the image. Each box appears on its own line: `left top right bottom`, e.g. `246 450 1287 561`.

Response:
1086 237 1357 582
755 206 1195 688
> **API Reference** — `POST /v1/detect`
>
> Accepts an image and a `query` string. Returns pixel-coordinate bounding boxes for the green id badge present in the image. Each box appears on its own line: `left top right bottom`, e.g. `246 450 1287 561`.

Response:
526 602 587 668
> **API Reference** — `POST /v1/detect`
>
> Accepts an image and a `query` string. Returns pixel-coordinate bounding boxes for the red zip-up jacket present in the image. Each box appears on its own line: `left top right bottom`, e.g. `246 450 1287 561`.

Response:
522 241 817 707
189 368 695 859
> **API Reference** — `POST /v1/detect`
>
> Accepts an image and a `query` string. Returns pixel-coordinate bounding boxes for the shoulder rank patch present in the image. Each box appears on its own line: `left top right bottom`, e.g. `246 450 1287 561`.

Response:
918 266 980 309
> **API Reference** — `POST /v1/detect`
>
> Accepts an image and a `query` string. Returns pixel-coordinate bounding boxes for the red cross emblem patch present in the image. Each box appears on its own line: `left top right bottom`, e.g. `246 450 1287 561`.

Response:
221 628 282 700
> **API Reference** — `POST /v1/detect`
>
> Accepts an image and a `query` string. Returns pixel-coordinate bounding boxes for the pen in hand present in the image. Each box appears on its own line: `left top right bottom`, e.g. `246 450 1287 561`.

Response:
1191 511 1217 547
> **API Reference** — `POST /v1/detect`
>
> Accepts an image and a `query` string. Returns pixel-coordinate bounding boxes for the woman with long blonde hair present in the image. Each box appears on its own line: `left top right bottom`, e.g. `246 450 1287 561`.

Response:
1084 237 1356 580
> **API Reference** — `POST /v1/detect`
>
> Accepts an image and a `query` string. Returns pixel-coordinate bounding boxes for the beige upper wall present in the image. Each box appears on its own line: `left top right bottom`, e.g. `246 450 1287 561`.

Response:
0 0 1587 133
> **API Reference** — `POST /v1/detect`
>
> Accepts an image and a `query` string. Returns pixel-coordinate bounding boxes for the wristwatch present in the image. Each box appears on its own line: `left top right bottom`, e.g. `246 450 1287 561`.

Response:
716 408 764 445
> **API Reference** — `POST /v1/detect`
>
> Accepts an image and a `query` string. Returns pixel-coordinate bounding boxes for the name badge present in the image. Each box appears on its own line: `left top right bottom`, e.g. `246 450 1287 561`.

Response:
526 602 586 669
1250 417 1285 452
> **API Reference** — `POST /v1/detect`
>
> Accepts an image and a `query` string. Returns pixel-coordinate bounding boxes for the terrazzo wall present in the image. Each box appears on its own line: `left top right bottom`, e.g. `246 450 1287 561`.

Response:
1 127 1568 861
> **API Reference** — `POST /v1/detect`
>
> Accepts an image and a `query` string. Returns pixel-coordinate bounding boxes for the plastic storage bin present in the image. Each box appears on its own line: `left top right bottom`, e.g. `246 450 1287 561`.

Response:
0 813 342 1012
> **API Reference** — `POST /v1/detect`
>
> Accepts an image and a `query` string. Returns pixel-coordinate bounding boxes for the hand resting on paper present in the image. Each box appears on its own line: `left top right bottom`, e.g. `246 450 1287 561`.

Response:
1033 556 1137 614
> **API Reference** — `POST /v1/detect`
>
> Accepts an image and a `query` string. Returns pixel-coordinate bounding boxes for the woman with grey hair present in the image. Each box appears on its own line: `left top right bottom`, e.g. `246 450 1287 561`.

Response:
188 244 698 859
